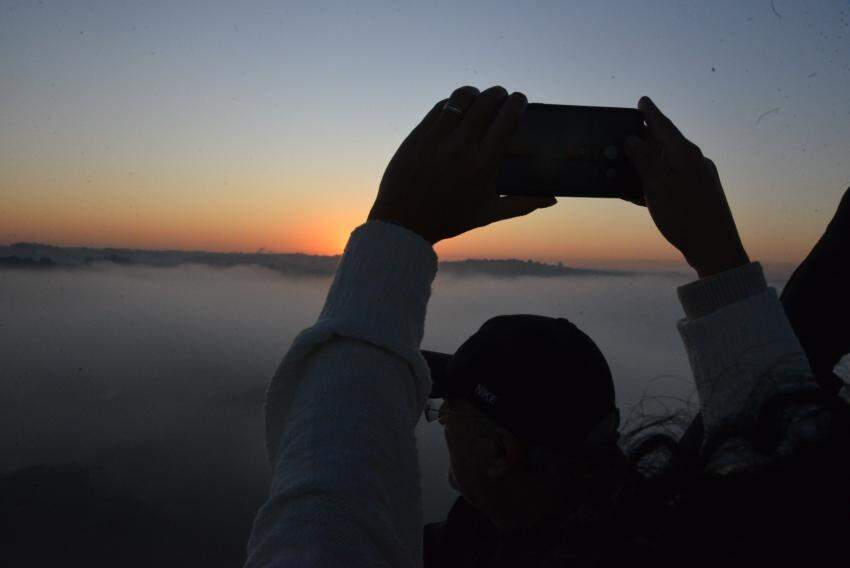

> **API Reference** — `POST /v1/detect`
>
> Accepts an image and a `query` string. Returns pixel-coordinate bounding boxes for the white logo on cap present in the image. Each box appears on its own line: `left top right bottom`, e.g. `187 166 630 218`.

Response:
474 384 498 406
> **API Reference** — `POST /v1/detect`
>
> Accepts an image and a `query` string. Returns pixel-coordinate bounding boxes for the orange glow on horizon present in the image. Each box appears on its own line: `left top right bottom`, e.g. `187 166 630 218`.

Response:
1 177 825 267
1 209 816 269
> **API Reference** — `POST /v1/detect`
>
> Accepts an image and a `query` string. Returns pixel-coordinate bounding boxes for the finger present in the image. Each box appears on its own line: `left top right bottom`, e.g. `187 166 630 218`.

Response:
638 96 702 170
397 98 448 151
457 85 508 140
480 91 528 166
427 85 479 140
476 195 557 226
703 156 720 180
624 135 665 200
638 96 685 148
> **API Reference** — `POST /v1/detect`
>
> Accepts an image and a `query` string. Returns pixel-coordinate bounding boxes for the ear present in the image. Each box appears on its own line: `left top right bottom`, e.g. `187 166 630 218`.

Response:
485 427 525 480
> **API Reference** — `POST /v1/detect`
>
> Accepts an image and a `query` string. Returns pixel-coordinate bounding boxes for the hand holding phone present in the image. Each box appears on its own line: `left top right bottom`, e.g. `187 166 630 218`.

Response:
625 96 749 277
369 86 556 244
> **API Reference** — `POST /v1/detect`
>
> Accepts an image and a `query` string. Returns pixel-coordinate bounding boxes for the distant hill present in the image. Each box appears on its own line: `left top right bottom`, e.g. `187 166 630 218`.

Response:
438 258 628 277
0 255 57 269
0 242 633 278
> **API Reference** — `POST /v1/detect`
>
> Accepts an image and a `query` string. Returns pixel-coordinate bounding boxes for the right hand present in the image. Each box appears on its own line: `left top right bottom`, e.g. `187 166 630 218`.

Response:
368 85 556 244
624 96 750 277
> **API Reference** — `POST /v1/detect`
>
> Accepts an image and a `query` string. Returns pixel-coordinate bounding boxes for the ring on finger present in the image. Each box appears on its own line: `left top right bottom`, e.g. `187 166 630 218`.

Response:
442 101 465 116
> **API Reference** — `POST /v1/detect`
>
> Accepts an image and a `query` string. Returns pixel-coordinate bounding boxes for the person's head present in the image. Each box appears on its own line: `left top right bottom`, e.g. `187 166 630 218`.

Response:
423 314 625 530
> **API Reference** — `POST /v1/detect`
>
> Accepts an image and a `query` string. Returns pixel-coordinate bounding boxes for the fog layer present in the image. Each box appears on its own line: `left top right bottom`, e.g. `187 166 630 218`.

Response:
1 265 758 564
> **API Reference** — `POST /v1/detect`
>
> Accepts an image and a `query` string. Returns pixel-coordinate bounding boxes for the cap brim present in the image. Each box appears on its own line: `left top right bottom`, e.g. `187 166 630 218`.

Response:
422 350 453 398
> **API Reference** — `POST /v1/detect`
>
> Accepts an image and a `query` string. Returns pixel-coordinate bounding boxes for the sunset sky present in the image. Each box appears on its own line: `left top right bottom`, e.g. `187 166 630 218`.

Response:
2 1 849 267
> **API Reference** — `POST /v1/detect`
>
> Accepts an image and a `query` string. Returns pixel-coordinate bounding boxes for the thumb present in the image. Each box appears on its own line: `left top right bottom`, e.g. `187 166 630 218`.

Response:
476 195 557 226
625 135 666 202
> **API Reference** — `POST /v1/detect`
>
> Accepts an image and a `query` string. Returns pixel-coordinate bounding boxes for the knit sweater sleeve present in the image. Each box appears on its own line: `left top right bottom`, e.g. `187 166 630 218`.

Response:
245 220 438 568
676 262 830 473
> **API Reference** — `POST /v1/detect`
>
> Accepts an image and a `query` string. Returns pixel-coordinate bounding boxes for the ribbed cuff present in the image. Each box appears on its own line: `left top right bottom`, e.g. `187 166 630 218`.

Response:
318 219 439 348
676 289 814 438
677 262 767 320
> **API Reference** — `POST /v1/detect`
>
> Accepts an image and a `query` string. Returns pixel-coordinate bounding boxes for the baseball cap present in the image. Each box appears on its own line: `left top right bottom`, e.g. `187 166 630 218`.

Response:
423 314 619 451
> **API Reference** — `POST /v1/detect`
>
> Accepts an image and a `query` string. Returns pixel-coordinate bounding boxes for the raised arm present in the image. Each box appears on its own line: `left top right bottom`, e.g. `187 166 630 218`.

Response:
625 97 845 471
245 86 555 568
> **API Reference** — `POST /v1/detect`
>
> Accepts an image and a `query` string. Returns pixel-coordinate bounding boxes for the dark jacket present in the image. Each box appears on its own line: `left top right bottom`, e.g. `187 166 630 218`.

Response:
425 389 850 567
423 475 656 568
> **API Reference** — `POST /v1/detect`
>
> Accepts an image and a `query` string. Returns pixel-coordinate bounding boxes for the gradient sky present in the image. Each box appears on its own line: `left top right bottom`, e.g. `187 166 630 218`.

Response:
2 0 849 266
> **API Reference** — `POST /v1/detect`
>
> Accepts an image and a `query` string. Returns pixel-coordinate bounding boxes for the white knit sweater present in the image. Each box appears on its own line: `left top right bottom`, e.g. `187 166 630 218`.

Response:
244 220 815 567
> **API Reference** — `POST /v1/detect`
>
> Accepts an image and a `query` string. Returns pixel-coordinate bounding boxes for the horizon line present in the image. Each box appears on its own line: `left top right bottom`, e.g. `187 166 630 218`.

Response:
2 240 804 273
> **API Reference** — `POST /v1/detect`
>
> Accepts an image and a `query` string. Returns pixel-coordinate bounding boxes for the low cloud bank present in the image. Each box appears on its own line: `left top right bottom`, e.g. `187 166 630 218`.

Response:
2 265 713 565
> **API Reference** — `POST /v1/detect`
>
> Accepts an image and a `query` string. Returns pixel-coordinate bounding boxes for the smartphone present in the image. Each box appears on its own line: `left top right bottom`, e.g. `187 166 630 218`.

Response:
494 103 645 198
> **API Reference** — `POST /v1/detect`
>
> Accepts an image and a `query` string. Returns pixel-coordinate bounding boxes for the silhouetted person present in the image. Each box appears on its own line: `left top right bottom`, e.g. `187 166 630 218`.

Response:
419 152 850 566
244 87 850 567
420 316 633 566
781 186 850 389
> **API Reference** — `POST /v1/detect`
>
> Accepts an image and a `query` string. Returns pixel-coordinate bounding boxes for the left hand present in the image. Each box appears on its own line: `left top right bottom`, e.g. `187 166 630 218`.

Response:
368 85 557 244
624 97 749 277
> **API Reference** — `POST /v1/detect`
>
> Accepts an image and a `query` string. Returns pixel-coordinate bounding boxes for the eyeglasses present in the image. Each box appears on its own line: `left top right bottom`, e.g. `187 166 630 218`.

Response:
423 399 487 424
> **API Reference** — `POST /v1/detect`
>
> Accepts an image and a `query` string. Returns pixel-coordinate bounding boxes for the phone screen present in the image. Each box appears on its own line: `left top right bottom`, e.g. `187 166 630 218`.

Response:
494 103 645 198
